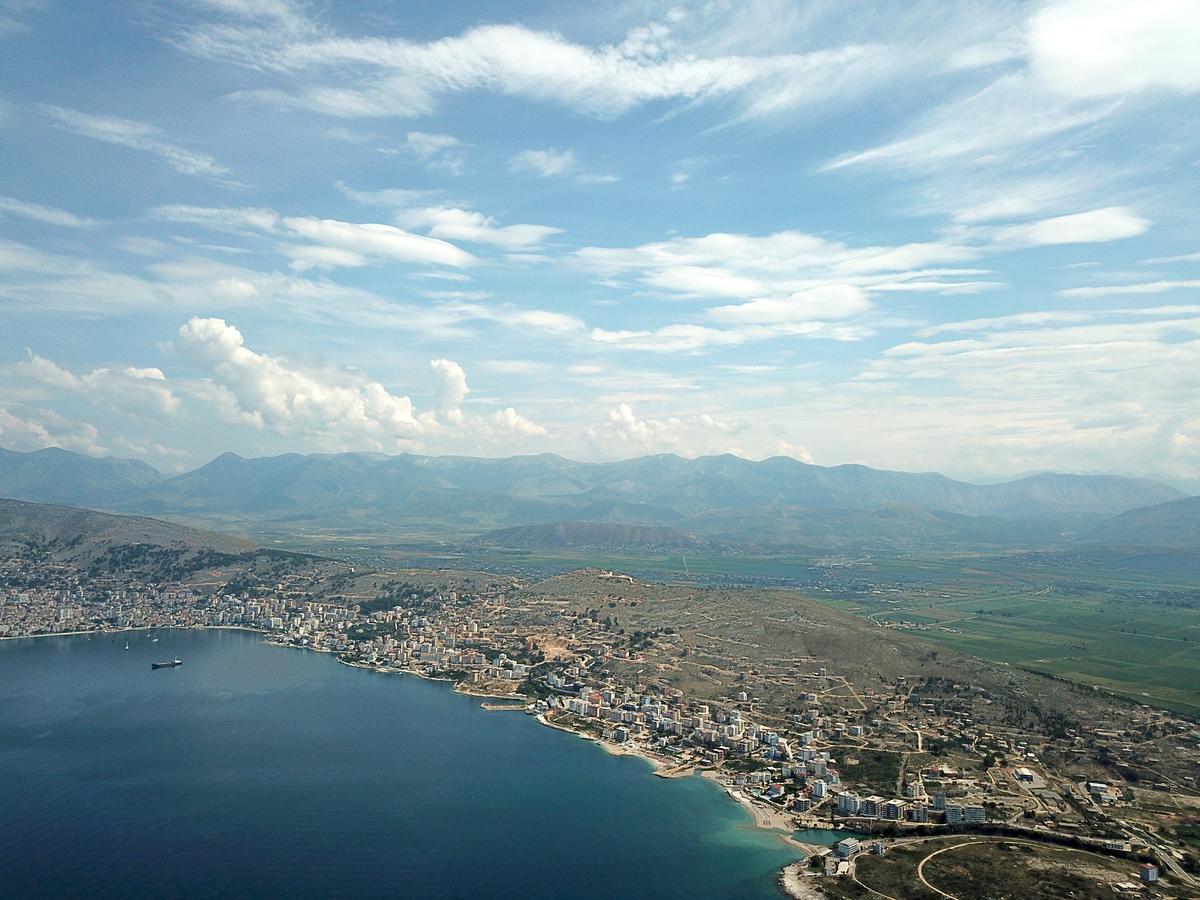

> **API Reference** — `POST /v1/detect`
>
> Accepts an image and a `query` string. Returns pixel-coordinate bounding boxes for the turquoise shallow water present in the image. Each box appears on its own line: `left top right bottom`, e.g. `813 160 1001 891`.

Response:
0 629 850 898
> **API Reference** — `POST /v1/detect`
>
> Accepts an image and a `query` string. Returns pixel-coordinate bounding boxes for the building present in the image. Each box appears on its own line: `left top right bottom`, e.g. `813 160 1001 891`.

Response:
836 793 861 816
944 803 986 825
1140 864 1158 883
836 838 860 859
883 799 908 820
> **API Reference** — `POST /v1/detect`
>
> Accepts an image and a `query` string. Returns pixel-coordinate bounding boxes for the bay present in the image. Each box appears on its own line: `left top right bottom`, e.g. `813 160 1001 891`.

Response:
0 629 850 898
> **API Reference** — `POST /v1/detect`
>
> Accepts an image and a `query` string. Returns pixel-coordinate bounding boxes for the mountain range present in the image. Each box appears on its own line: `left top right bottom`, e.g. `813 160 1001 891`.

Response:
0 446 1193 551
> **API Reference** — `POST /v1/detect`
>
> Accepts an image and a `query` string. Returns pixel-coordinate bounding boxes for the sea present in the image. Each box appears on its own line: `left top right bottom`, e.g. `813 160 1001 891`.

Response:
0 628 857 898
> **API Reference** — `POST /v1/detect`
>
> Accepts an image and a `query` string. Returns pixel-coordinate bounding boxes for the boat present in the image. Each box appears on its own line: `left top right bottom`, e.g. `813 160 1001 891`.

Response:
124 643 129 651
151 659 182 669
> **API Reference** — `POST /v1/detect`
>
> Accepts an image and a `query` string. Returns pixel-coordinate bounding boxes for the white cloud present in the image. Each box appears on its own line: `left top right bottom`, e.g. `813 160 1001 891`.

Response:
0 196 95 227
17 351 180 418
0 407 104 456
281 216 474 269
394 207 561 249
823 74 1118 172
430 358 468 419
1058 279 1200 298
172 317 548 453
382 131 467 174
39 105 233 181
707 284 871 324
154 204 475 269
1142 251 1200 265
334 181 436 208
177 9 883 122
484 407 546 439
509 148 576 178
177 317 427 446
154 204 280 232
402 131 461 159
986 207 1150 249
1029 0 1200 98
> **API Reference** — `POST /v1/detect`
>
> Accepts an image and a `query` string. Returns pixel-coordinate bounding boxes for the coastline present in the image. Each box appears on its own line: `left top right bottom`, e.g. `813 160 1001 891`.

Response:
0 624 265 641
8 623 823 893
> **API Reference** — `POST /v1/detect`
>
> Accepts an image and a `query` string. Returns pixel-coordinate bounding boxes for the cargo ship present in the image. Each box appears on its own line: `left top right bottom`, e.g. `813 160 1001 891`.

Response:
151 658 182 669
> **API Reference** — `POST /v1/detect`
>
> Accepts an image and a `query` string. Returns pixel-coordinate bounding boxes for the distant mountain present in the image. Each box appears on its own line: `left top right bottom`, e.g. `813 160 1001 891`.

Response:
121 450 1180 528
0 447 162 506
1084 495 1200 548
0 447 1184 546
475 522 718 553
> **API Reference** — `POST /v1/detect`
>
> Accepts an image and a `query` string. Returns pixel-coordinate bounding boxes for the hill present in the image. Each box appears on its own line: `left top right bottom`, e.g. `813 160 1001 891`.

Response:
1084 495 1200 548
0 498 307 580
0 446 162 506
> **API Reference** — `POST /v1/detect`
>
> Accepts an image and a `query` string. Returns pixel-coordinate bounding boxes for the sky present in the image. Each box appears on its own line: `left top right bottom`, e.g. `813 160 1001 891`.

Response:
0 0 1198 486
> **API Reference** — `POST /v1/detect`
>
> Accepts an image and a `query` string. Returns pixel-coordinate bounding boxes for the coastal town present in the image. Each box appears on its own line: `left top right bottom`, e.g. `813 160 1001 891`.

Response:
3 546 1198 899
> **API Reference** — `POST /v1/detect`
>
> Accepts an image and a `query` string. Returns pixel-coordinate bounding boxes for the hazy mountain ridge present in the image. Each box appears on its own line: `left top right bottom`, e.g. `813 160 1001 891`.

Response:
0 447 1188 549
1083 495 1200 548
120 449 1182 522
0 447 163 507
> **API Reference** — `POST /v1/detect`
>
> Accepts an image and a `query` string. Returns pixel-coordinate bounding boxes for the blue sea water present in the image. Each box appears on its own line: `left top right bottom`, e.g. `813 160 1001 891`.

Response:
0 629 851 898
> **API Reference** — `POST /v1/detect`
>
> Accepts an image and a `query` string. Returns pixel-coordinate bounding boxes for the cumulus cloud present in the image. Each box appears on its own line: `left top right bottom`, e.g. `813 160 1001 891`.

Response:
171 318 547 452
0 407 104 455
176 317 425 446
484 407 546 439
17 351 180 418
430 358 468 420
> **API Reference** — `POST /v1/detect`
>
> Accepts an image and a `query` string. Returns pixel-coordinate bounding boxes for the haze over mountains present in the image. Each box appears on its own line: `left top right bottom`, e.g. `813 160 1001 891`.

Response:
0 446 1193 552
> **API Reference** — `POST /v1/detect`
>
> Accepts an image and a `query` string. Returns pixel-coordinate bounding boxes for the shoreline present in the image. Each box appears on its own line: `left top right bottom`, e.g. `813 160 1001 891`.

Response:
0 624 265 642
10 623 827 893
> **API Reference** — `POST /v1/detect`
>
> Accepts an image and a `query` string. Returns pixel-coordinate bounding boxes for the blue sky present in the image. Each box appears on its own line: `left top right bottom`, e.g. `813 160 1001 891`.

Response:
1 0 1198 485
